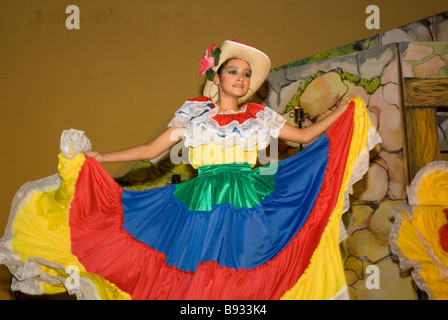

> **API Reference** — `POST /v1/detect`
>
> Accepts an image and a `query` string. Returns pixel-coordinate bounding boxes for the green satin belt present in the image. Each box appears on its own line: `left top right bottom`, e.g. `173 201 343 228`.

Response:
173 163 276 212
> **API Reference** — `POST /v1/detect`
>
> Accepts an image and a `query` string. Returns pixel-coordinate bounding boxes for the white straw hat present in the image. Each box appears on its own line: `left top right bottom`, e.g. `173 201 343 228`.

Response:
201 40 271 104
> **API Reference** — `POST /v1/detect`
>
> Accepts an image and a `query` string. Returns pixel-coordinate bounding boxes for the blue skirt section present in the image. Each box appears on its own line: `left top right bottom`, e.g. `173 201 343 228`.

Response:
122 134 330 272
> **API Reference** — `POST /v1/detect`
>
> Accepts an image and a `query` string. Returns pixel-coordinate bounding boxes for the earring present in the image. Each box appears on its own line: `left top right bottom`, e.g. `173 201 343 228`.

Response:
239 88 254 104
247 88 254 101
209 83 219 101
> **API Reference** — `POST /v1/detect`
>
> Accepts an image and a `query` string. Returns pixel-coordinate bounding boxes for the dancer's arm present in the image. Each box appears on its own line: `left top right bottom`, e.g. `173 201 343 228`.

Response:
278 95 353 144
83 126 185 163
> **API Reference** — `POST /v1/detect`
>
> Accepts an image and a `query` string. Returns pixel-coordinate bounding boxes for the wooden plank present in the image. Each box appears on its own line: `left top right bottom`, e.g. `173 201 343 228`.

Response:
404 78 448 107
405 107 441 179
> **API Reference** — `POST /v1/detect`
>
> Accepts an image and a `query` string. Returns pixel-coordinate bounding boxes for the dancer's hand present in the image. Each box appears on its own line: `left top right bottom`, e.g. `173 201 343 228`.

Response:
336 93 355 113
82 150 104 162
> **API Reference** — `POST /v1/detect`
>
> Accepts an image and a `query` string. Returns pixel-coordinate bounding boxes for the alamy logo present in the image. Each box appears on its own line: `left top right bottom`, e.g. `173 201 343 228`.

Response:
365 265 380 290
365 5 380 30
66 5 80 30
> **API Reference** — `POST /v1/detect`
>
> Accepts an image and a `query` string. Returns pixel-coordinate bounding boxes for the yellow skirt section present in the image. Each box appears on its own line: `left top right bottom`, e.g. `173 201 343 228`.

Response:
281 97 380 300
392 161 448 300
9 153 130 300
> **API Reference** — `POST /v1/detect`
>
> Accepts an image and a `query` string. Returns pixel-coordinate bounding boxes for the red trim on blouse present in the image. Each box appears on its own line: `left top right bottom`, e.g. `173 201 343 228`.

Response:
211 103 265 126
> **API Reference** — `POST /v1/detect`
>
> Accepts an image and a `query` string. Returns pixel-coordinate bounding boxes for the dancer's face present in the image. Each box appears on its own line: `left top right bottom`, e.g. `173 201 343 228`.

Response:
214 59 251 101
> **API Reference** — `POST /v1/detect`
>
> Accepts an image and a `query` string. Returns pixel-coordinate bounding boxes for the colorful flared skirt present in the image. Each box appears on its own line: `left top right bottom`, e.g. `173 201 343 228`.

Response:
0 97 380 300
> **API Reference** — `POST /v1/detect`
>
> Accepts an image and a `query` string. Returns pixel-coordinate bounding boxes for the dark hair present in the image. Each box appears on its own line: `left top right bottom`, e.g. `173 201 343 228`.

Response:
217 58 237 76
217 57 251 76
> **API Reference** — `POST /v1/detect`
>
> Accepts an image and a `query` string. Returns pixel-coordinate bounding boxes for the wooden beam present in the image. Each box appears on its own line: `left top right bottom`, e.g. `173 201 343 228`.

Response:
405 107 441 179
404 78 448 107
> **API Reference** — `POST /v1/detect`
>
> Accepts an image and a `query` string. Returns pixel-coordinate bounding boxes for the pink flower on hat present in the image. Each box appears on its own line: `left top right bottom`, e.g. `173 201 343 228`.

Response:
199 43 217 76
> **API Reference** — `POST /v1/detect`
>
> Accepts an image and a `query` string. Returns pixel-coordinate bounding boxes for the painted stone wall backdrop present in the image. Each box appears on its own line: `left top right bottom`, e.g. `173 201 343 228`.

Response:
402 42 448 78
